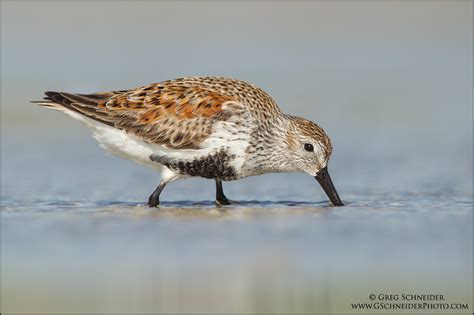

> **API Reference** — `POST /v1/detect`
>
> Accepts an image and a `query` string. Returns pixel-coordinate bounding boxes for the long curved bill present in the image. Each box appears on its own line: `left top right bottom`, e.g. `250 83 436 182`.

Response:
315 166 344 206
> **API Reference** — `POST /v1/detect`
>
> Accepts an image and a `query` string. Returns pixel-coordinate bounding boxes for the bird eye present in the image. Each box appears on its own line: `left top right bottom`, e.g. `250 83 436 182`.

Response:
304 143 314 152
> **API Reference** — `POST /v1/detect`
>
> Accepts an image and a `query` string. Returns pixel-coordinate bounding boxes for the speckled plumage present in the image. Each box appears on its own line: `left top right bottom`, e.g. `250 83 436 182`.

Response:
35 76 343 206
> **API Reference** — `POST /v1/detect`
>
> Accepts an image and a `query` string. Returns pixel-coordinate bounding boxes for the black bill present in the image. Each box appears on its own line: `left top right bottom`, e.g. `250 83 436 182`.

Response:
315 166 344 206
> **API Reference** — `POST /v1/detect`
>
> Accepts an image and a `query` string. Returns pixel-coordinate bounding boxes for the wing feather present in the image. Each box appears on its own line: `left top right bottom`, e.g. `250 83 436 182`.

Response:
38 80 244 149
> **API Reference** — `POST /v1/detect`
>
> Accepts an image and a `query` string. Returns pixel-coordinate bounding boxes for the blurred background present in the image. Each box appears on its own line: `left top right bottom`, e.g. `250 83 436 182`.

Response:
2 2 472 313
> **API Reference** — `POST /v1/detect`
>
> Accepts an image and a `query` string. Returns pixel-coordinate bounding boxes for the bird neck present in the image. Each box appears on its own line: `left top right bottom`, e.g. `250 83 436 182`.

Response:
241 114 300 176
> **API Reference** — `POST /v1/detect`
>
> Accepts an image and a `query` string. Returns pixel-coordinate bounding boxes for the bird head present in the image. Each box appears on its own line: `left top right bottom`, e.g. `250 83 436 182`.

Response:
285 116 344 206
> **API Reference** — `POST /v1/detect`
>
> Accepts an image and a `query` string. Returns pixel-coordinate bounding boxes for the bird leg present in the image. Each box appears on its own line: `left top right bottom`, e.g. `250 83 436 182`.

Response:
215 179 231 205
148 181 167 207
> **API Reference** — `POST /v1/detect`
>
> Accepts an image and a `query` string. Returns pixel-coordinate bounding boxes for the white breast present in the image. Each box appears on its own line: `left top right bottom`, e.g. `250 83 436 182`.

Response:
199 121 251 173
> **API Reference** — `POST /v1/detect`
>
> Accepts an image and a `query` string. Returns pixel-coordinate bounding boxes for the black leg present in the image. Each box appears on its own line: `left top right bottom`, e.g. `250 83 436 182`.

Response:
148 181 166 207
215 179 231 205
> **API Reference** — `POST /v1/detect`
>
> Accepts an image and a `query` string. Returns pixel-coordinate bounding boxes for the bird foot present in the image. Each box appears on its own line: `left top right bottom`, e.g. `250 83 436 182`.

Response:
215 198 240 206
148 197 160 208
215 198 231 206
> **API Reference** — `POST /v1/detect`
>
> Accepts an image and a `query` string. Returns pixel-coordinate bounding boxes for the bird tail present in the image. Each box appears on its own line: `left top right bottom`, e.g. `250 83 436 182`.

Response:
31 91 118 127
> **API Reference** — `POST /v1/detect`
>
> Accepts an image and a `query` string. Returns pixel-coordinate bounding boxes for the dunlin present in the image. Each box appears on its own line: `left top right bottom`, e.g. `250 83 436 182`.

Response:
34 77 343 206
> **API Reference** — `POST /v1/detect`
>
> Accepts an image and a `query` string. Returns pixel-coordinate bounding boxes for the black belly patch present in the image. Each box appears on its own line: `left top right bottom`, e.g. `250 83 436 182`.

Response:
150 149 237 180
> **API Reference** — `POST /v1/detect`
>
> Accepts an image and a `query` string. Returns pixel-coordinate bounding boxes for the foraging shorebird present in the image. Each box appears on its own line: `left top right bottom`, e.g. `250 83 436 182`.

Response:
34 77 343 206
